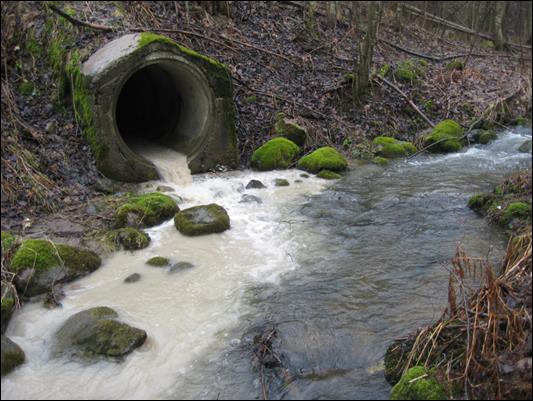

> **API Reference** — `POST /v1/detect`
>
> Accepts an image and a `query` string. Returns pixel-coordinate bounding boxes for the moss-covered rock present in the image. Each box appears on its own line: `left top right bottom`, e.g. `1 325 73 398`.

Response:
1 336 25 376
518 140 532 154
394 59 424 83
274 178 290 187
373 137 417 158
1 284 17 334
174 204 230 236
251 138 300 171
372 156 389 166
10 240 101 297
390 366 447 400
54 307 147 358
478 130 497 144
105 228 151 251
274 113 307 146
115 192 178 228
467 193 495 212
500 202 532 224
423 119 464 153
169 262 195 274
317 170 342 179
146 256 169 267
297 147 348 173
124 273 141 283
446 59 464 71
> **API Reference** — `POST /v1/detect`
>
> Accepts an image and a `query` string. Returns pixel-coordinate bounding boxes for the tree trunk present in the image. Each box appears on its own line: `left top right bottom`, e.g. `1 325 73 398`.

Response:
326 1 337 29
305 1 319 39
493 1 506 50
393 1 402 33
353 1 381 99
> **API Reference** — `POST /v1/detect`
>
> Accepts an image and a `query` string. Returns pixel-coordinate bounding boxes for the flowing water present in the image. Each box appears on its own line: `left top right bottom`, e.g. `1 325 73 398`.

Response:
2 128 531 400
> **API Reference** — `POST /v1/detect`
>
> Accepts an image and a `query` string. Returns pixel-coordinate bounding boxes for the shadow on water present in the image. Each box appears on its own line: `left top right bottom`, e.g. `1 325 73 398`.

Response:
170 128 531 400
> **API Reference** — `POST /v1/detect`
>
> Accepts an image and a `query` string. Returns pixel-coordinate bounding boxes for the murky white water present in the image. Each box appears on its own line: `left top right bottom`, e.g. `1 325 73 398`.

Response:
2 167 328 400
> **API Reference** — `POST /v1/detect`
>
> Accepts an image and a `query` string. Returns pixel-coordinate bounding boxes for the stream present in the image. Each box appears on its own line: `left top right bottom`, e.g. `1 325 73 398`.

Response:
2 127 531 400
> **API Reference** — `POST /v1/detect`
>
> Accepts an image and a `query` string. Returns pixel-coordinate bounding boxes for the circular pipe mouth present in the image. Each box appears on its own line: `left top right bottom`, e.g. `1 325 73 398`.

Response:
114 59 213 166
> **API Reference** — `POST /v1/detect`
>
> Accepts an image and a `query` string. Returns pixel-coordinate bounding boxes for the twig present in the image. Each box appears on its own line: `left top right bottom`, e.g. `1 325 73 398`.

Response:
47 4 114 32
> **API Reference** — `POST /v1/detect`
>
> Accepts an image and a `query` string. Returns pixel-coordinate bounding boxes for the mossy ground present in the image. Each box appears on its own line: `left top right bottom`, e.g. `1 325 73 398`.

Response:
446 59 464 71
251 138 300 171
115 192 178 228
373 136 417 158
390 366 447 400
297 147 347 173
424 119 464 153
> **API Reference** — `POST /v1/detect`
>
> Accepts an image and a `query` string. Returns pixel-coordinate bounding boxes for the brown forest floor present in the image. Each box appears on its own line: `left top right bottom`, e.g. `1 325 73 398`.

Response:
1 1 531 231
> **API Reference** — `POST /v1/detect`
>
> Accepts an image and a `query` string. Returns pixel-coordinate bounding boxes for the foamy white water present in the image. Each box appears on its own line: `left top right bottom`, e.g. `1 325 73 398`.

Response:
1 169 328 400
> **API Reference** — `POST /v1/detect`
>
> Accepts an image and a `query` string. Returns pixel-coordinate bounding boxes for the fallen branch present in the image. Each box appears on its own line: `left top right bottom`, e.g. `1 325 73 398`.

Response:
374 76 435 128
47 4 114 32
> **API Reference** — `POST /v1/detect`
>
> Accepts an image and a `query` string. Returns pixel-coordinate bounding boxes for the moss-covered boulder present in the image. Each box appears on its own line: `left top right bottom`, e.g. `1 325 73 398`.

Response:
251 138 300 171
146 256 169 267
372 156 389 166
9 240 101 297
274 113 307 146
274 178 290 187
105 228 151 251
390 366 447 400
297 147 348 173
317 170 342 179
1 284 17 334
477 130 497 144
1 336 25 376
54 307 147 358
423 119 464 153
174 204 230 236
115 192 178 228
394 59 424 83
373 137 417 158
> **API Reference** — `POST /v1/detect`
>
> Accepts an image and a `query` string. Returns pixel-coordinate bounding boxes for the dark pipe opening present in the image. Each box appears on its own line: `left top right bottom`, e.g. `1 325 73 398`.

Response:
116 64 181 147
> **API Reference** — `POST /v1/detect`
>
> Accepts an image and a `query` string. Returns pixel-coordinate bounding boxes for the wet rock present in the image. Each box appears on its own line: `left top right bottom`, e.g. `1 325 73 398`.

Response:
155 185 175 193
1 284 16 334
251 138 300 171
246 180 266 189
294 179 303 183
300 173 310 178
115 192 178 228
146 256 169 267
274 113 307 147
274 178 290 187
1 336 25 376
518 140 532 154
105 228 150 251
10 240 101 297
239 194 263 204
124 273 141 283
372 156 389 166
316 170 342 180
174 204 230 236
297 147 347 173
54 307 147 358
169 262 195 273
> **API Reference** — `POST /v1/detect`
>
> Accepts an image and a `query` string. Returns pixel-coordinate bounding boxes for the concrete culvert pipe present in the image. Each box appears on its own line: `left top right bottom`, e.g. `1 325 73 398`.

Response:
80 33 237 182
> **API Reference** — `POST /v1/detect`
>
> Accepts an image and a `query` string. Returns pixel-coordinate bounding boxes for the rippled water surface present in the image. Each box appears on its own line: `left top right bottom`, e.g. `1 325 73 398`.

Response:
2 128 531 400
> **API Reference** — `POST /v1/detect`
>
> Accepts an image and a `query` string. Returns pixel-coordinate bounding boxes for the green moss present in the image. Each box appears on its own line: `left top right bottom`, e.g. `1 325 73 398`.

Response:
146 256 169 267
422 99 434 113
372 156 389 166
251 138 300 171
26 36 42 58
478 130 497 144
174 204 230 236
500 202 532 223
394 59 424 83
481 40 495 49
467 193 495 211
244 95 258 104
343 72 354 83
390 366 447 400
378 64 390 77
373 137 417 158
1 232 16 253
424 119 464 153
297 147 347 173
105 228 151 251
446 59 464 71
18 80 35 96
9 239 100 273
316 170 342 179
115 192 178 228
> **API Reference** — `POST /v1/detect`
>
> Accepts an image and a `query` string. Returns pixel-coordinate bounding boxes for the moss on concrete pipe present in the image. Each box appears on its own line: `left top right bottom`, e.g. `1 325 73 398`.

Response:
81 32 238 182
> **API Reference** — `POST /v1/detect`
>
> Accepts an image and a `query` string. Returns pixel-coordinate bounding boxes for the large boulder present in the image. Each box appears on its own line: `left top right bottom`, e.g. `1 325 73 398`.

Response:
251 138 300 171
423 119 464 153
54 307 147 358
1 336 25 376
274 113 307 146
373 137 417 158
174 204 230 236
297 147 347 173
115 192 178 228
10 240 101 297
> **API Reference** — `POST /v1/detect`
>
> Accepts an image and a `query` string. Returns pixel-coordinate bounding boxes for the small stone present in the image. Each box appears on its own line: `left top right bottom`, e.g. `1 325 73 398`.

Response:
246 180 266 189
239 194 263 204
156 185 175 192
174 204 230 236
169 262 195 273
124 273 141 283
274 178 290 187
300 173 310 178
146 256 169 267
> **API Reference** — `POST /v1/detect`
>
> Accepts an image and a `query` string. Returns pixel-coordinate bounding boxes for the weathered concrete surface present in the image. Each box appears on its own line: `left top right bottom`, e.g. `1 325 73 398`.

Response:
82 33 237 182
